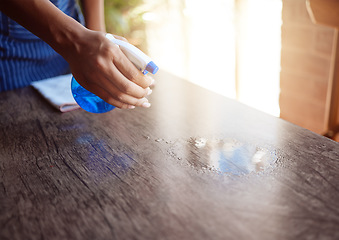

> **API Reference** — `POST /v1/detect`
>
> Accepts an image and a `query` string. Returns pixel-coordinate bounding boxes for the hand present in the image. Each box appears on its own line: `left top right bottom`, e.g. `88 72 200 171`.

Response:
62 30 153 109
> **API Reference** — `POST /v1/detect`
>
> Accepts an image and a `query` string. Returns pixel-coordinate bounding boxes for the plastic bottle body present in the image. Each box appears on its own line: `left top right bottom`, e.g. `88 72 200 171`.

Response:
71 76 115 113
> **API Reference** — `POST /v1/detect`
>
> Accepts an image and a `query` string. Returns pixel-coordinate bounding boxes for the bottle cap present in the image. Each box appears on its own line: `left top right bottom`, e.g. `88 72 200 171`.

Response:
145 61 159 75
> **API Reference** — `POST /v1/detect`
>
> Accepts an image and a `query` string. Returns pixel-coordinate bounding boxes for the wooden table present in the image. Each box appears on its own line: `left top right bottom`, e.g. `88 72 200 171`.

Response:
1 71 339 240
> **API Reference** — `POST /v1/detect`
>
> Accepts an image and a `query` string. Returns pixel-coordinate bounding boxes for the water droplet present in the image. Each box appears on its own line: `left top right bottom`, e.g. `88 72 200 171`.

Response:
185 138 278 176
191 138 207 148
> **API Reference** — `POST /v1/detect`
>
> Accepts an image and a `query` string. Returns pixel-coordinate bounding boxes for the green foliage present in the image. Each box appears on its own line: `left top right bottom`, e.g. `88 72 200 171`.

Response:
104 0 147 49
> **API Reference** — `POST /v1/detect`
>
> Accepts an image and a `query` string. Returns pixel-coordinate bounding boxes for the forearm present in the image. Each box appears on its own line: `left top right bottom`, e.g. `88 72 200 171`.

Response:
80 0 105 32
0 0 152 109
0 0 87 58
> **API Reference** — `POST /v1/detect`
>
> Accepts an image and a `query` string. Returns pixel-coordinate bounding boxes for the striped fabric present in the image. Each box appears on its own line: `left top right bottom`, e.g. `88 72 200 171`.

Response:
0 0 84 91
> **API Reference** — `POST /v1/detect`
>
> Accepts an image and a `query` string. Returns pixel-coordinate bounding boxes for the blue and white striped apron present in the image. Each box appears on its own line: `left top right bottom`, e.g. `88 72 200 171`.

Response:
0 0 84 91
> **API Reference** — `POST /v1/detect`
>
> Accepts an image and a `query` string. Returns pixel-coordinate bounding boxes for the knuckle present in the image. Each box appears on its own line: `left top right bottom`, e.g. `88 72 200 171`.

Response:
121 81 133 94
109 45 123 60
129 69 140 82
116 93 125 102
143 77 152 89
94 57 106 71
109 44 120 55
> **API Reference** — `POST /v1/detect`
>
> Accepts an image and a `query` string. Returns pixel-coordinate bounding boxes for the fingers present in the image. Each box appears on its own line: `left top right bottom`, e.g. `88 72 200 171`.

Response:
98 55 151 99
113 35 128 42
81 79 152 109
118 65 152 89
109 42 153 89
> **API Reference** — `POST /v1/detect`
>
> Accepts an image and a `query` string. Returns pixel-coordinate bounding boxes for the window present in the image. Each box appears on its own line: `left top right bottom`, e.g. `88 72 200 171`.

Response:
143 0 282 116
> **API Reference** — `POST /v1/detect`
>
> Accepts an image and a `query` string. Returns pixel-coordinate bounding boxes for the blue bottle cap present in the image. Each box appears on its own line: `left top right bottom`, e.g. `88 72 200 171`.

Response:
145 61 159 75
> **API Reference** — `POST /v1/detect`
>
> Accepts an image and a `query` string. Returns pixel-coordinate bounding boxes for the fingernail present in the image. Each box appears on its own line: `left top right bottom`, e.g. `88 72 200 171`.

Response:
147 88 153 96
128 105 135 109
147 76 155 86
142 102 151 108
151 77 155 86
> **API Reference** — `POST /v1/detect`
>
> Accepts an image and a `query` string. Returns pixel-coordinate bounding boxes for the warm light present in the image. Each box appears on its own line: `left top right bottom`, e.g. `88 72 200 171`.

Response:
184 0 236 99
237 0 282 116
144 0 282 116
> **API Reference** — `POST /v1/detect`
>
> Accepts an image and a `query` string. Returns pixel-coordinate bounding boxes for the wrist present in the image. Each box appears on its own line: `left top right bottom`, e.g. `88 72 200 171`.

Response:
47 15 88 58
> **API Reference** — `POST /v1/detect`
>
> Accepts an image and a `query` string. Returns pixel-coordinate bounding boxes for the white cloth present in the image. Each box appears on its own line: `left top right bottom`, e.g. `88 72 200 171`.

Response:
31 74 80 112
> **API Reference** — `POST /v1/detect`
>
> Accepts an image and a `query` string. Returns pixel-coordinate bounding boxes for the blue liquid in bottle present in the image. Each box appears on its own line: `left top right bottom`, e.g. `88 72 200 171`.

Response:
71 76 115 113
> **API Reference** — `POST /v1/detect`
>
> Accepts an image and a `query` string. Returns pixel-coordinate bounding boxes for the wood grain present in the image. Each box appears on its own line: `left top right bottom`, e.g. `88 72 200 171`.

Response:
307 0 339 138
307 0 339 27
1 71 339 240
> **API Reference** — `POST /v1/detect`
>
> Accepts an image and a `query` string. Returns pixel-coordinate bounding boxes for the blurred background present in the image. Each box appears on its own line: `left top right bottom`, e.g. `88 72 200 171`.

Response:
103 0 338 140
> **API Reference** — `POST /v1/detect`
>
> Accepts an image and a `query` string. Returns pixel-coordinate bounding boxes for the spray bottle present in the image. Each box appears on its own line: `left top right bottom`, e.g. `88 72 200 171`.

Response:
71 33 159 113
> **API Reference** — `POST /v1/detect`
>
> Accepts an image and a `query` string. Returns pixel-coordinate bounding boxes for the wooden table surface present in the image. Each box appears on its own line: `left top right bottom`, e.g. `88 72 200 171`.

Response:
1 71 339 240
